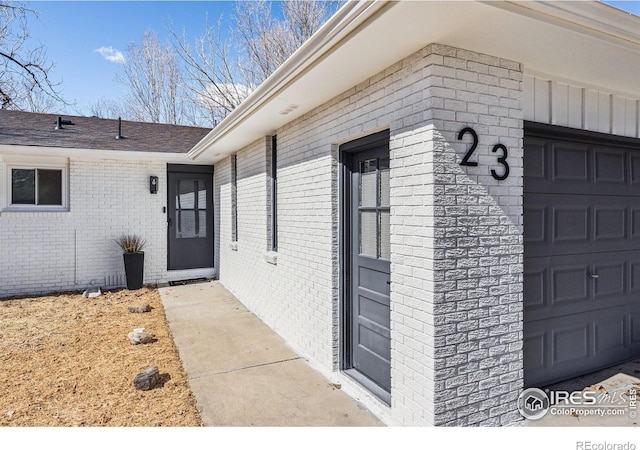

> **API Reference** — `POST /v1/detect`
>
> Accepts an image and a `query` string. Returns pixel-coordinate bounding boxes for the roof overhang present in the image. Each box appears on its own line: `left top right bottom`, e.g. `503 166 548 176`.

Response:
189 0 640 164
0 145 197 163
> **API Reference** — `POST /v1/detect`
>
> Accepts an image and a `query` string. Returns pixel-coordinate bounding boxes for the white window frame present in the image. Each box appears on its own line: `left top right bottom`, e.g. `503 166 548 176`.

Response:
3 159 69 212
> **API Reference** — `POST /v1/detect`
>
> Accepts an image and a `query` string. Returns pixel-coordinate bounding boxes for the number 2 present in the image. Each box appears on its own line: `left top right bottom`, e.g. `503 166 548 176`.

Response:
458 127 478 167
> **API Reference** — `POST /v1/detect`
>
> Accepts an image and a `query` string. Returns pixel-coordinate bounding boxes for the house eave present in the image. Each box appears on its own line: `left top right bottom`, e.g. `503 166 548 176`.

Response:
188 0 640 163
0 144 196 163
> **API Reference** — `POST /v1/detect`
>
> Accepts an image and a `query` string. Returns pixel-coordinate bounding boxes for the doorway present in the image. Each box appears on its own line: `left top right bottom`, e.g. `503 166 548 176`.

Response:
341 130 391 404
167 164 214 270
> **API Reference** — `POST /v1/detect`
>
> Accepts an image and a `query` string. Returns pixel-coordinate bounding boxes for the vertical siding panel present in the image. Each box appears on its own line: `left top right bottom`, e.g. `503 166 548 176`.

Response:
551 81 568 127
523 75 535 122
534 78 550 123
526 74 639 137
637 100 640 138
612 95 626 136
625 98 638 138
584 88 599 133
598 92 612 133
567 85 583 129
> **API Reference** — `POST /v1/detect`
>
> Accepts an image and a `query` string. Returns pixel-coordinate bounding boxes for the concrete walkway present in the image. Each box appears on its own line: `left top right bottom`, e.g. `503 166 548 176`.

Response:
159 280 383 426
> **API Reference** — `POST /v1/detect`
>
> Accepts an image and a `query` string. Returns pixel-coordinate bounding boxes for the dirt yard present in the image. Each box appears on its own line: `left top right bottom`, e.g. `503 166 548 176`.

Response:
0 286 202 426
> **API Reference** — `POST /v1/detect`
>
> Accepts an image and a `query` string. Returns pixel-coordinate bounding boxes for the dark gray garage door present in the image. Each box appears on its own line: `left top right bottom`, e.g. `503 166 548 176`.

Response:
524 123 640 387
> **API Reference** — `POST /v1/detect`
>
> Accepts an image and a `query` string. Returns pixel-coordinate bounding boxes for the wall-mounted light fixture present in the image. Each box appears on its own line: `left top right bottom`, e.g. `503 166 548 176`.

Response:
150 176 158 194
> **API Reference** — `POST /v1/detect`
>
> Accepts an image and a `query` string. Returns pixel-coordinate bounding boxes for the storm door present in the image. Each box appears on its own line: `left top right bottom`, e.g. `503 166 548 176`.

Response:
167 164 214 270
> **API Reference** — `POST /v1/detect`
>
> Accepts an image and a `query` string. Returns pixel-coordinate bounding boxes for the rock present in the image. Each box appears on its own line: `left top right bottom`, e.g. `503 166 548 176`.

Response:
128 304 151 313
82 287 102 298
128 328 156 345
133 366 159 391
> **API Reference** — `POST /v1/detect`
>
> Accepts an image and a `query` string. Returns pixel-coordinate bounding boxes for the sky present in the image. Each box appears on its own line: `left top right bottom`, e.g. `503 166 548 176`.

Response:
25 1 241 115
17 1 640 117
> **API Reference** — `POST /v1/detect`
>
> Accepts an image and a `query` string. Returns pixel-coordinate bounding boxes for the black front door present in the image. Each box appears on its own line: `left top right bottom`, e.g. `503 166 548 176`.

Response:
167 164 214 270
342 131 391 403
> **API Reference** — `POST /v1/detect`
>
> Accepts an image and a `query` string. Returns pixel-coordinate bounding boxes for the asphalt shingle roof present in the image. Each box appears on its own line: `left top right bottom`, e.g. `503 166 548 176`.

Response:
0 110 211 153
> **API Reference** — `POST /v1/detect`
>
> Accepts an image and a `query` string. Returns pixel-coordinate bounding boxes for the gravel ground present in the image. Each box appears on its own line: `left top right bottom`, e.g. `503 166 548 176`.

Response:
0 286 202 426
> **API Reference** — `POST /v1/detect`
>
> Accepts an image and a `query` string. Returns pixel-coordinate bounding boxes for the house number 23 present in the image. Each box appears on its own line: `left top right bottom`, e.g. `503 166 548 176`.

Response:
457 127 510 181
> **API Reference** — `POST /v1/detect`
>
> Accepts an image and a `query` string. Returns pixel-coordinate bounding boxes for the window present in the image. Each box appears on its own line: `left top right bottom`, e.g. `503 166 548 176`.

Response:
175 179 207 239
358 157 390 260
4 162 68 211
270 135 278 252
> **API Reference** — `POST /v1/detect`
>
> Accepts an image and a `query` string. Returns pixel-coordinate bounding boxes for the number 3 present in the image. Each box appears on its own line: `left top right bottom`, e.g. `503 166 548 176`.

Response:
491 144 509 181
457 127 510 181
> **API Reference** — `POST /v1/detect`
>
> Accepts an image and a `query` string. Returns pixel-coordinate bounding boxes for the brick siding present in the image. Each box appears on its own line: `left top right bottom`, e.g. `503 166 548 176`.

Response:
215 42 524 426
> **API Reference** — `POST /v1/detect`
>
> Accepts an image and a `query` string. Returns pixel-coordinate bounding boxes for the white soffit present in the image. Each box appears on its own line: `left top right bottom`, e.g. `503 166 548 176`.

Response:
0 145 194 163
190 0 640 163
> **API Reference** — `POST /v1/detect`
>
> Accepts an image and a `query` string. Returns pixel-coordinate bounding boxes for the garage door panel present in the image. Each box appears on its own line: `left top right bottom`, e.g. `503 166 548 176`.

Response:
553 143 589 182
524 306 635 387
593 262 626 298
523 328 547 386
525 194 640 257
594 207 626 240
554 206 589 242
524 139 546 179
525 140 640 196
594 315 626 355
526 252 637 321
553 322 590 365
630 260 640 292
552 264 589 305
523 206 545 244
629 308 640 348
523 330 546 373
594 149 626 184
631 209 640 239
631 155 640 184
525 316 594 387
551 207 590 244
524 266 546 308
525 128 640 387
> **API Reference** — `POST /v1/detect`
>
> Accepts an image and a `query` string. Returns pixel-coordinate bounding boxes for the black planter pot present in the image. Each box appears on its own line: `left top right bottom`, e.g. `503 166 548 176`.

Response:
123 251 145 290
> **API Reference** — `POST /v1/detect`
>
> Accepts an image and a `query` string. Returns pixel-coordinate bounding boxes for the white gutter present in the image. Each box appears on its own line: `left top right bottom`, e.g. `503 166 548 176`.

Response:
187 0 392 160
0 144 196 163
492 1 640 48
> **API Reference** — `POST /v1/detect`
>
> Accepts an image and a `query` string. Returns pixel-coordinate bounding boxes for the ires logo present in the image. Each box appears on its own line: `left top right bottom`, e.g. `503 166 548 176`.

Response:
517 387 630 421
547 390 598 405
517 388 550 420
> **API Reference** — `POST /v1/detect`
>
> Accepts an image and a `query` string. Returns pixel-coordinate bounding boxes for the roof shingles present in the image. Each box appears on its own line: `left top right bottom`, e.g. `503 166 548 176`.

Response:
0 110 211 153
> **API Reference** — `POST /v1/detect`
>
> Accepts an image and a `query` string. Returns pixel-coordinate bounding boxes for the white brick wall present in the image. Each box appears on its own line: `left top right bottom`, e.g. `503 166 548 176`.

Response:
417 44 524 426
0 157 206 296
216 42 524 426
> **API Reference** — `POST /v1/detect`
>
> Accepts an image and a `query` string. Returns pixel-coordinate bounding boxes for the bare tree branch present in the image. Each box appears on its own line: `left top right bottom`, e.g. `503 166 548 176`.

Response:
88 97 124 119
116 31 190 125
0 2 65 111
169 0 341 126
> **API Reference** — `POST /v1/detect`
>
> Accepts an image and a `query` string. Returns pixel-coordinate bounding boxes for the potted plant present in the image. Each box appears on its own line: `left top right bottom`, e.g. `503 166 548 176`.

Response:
115 234 147 290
